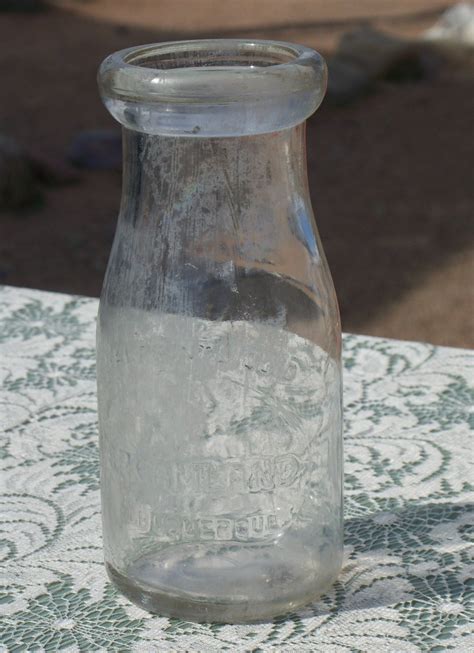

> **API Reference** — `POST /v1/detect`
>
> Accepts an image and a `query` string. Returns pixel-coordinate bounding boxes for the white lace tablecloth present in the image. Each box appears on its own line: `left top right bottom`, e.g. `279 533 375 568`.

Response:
1 285 473 652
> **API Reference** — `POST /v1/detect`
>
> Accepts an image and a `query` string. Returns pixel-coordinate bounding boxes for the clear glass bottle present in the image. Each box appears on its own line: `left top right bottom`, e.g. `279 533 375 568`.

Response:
97 39 343 623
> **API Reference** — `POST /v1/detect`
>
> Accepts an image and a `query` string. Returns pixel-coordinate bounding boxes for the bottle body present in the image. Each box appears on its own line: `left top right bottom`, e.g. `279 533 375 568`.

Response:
97 40 343 622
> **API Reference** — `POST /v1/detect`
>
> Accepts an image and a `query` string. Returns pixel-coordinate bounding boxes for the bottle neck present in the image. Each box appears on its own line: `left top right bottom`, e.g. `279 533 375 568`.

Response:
120 124 311 242
109 123 329 324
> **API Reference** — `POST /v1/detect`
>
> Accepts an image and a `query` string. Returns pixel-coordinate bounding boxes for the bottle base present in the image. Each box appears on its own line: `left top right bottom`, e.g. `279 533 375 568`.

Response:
106 541 341 623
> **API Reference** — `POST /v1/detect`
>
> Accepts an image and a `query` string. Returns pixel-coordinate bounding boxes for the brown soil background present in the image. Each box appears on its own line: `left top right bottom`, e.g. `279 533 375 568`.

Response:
1 0 473 347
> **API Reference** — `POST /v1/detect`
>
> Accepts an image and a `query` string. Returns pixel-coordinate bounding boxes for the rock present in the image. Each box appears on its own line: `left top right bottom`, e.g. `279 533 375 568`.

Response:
0 134 79 211
68 130 122 170
423 3 474 73
28 152 80 186
336 27 420 80
327 26 440 104
424 2 474 45
0 135 42 210
115 24 131 36
339 26 439 82
326 58 373 105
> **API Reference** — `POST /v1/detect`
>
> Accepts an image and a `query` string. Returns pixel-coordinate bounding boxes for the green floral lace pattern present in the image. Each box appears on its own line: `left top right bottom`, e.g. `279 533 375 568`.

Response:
1 286 473 652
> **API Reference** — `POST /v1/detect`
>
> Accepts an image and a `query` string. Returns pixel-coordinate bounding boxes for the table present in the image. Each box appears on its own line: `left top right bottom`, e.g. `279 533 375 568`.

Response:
1 285 472 652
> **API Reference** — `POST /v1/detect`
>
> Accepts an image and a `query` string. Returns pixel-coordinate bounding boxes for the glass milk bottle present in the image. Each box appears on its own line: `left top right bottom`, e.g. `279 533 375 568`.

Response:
97 39 343 622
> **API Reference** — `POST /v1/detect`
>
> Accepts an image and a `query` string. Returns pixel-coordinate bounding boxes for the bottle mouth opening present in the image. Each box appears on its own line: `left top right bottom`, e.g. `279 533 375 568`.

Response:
99 39 327 137
123 40 306 70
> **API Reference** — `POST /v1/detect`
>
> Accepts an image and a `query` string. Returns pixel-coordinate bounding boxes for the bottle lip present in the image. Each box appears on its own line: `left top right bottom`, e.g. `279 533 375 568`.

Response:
98 39 327 137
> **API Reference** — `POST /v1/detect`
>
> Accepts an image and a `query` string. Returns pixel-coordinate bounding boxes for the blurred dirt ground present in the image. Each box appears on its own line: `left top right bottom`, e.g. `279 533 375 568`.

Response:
1 0 473 347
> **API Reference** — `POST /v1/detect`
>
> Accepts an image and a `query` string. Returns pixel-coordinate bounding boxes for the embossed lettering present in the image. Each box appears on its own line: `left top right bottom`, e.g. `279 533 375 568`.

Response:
274 454 299 487
248 458 274 492
128 508 282 543
117 450 304 496
235 518 249 539
216 519 233 540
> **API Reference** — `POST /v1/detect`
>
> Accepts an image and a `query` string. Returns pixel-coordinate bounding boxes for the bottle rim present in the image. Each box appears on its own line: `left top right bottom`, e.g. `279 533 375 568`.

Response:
98 39 327 137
